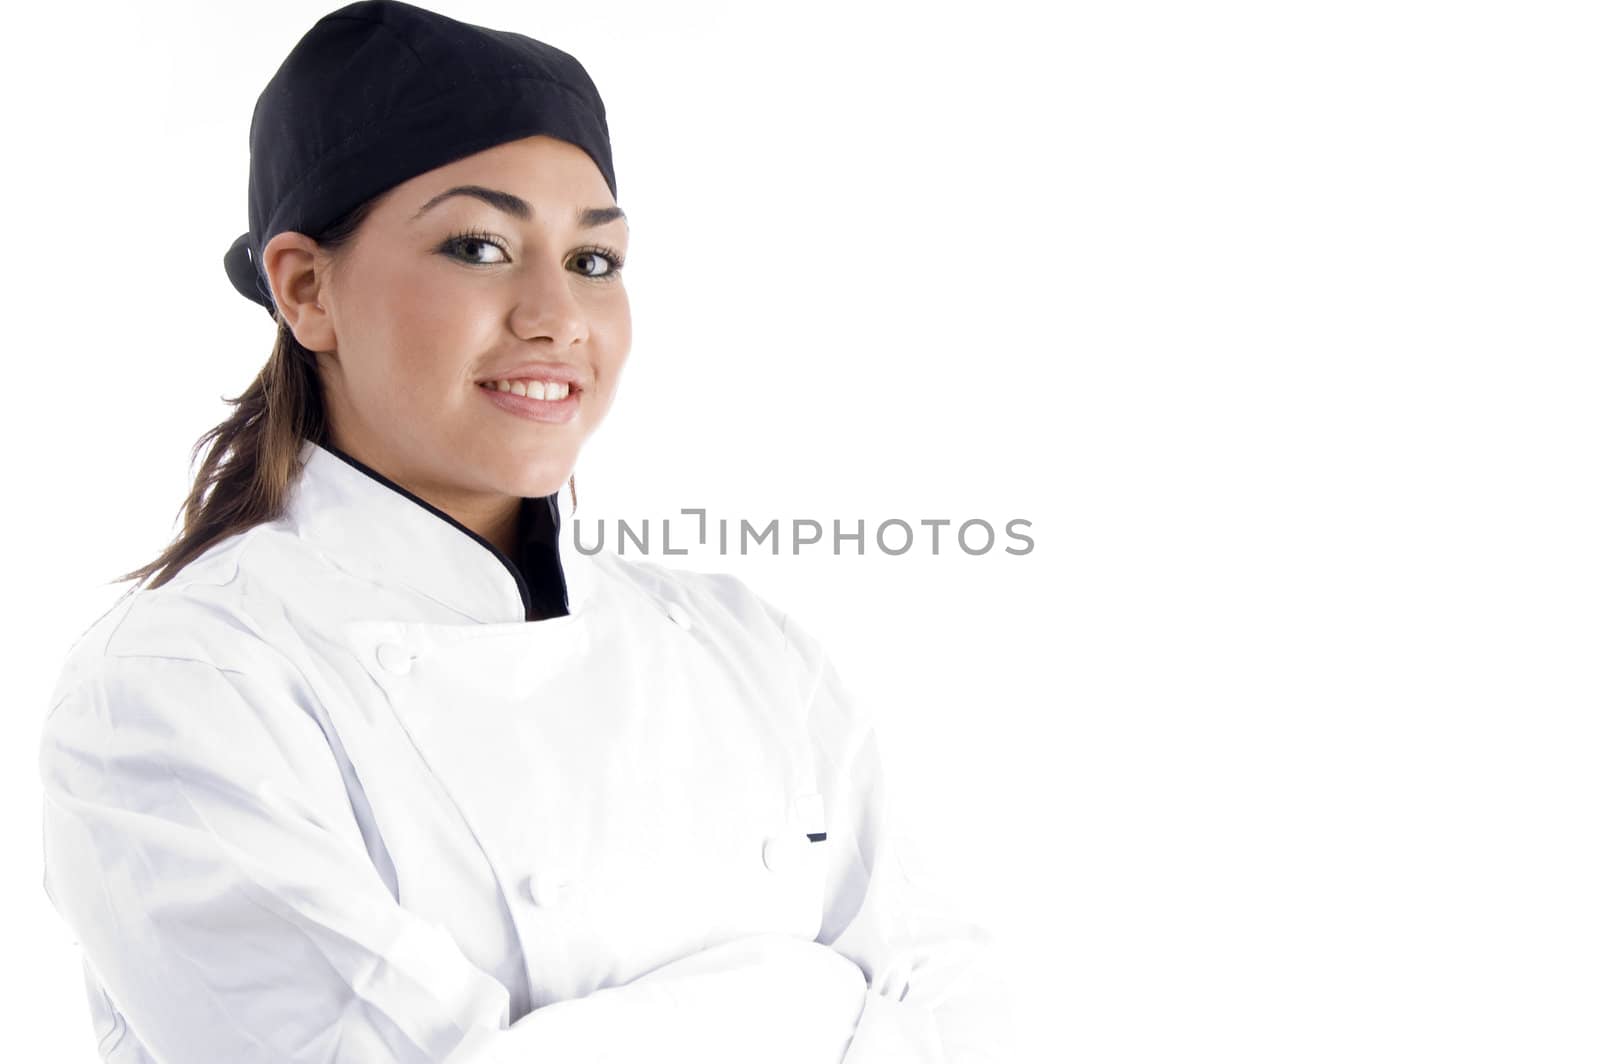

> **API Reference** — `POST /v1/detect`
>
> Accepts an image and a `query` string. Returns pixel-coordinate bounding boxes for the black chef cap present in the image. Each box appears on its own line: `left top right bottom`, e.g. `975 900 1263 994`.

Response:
222 0 617 320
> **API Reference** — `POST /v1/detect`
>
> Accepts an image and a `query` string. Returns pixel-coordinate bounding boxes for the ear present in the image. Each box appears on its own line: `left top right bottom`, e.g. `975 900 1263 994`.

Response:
261 231 336 352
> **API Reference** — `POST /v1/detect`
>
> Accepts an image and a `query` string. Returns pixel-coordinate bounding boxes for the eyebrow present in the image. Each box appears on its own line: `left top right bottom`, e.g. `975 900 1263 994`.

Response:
411 184 627 229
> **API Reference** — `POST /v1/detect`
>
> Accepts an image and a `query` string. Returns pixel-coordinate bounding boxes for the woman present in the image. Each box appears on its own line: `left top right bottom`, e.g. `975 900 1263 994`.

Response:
37 2 1011 1061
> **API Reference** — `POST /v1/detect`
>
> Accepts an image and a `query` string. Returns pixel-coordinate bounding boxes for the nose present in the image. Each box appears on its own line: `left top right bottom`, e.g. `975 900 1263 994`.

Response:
509 255 588 346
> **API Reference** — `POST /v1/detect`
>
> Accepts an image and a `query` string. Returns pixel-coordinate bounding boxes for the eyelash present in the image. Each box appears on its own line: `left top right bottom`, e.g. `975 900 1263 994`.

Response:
440 227 626 280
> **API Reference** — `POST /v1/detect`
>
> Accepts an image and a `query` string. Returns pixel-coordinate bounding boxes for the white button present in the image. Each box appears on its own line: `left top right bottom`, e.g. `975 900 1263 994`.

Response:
794 792 826 836
376 642 414 675
526 871 569 907
762 833 801 873
665 602 693 631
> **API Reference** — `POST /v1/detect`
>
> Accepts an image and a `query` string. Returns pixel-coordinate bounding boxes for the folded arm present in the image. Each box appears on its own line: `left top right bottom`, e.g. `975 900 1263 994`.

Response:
784 615 1019 1063
40 651 867 1064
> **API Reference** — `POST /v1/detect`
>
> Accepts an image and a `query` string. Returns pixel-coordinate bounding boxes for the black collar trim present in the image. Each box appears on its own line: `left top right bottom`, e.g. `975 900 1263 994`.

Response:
313 440 569 621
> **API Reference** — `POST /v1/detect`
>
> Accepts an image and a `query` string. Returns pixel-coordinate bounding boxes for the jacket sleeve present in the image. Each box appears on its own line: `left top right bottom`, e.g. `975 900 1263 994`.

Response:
39 651 869 1064
783 616 1020 1063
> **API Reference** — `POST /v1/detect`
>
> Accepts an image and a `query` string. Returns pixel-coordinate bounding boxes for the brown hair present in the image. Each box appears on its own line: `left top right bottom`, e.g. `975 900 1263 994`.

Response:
112 193 578 593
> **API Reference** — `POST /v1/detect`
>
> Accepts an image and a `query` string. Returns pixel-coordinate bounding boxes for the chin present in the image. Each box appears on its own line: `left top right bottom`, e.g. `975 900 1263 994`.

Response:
503 465 574 500
527 478 572 500
466 441 576 498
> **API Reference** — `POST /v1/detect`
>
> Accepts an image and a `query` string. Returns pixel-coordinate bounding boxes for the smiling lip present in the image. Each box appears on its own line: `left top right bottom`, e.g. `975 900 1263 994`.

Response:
478 380 581 424
475 361 587 389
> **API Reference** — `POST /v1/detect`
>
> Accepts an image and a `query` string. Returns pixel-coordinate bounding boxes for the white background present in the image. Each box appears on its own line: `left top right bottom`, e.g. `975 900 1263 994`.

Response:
2 0 1596 1060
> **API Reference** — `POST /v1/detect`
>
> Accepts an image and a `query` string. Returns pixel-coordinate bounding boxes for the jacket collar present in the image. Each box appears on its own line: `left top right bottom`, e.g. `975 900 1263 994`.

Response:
284 438 594 624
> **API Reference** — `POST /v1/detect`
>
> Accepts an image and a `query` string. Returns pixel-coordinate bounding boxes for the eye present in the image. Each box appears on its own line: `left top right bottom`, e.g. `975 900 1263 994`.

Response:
438 231 626 282
439 227 510 265
570 245 626 281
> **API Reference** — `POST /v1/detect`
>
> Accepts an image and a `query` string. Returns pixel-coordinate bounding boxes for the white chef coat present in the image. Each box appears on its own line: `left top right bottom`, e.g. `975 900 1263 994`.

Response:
38 438 1014 1064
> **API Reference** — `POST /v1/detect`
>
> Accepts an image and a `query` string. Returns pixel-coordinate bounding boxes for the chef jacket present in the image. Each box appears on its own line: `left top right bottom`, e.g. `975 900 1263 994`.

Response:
38 438 1015 1063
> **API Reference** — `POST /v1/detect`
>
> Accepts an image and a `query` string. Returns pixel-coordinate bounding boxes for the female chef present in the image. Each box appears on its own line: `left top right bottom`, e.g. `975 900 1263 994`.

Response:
37 2 1012 1062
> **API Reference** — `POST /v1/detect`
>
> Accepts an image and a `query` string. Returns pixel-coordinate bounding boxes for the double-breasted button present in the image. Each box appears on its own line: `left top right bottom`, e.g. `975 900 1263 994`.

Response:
525 871 570 907
762 832 803 873
375 642 415 675
665 602 693 631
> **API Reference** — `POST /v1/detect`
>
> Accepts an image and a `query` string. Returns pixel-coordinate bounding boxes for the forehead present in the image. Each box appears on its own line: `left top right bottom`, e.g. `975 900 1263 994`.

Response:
367 135 623 238
405 182 627 233
416 136 610 199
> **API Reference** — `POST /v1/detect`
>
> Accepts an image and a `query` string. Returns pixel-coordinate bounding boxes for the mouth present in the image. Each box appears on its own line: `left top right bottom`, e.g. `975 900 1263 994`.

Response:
476 378 582 424
476 378 581 402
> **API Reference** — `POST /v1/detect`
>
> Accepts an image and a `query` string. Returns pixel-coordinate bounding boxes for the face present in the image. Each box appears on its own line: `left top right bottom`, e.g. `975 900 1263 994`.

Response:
266 134 631 516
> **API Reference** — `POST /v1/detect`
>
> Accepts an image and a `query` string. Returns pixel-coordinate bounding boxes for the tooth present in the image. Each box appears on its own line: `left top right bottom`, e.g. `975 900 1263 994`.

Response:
496 380 511 392
528 380 548 400
510 381 528 397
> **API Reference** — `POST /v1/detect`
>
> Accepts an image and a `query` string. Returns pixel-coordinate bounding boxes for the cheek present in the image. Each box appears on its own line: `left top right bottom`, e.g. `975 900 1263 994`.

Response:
352 268 483 396
353 247 463 330
594 299 633 376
